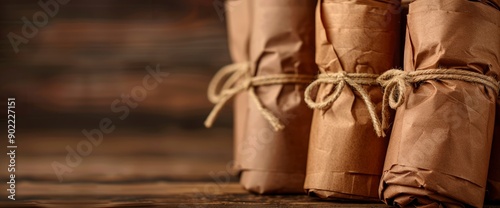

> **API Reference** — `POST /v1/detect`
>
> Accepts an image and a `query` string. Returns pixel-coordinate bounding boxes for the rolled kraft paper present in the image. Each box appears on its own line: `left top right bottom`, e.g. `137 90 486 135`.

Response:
304 0 400 201
379 0 500 207
238 0 317 194
224 0 251 175
488 103 500 202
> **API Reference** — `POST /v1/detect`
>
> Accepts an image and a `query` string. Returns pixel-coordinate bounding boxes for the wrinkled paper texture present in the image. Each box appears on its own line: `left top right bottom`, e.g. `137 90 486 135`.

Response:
379 0 500 207
237 0 318 194
225 0 251 176
304 0 401 201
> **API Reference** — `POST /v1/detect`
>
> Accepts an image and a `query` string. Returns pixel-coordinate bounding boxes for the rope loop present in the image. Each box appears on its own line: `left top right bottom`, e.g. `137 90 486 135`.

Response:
205 62 315 131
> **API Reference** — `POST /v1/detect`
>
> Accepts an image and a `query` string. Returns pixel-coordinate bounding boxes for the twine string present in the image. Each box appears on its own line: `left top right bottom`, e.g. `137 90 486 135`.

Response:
205 62 315 131
377 68 500 130
304 72 385 137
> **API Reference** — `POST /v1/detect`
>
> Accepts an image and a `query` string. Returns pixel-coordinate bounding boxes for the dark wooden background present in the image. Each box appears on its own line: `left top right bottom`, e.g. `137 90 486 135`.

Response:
0 1 245 207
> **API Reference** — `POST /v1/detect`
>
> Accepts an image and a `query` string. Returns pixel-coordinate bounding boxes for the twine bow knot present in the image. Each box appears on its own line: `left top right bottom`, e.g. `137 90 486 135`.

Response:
304 72 385 137
376 69 407 110
205 62 316 131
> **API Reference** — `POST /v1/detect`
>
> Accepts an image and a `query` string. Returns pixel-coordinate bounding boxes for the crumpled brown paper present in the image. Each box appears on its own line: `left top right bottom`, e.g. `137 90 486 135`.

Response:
224 0 251 176
303 0 401 201
235 0 318 194
379 0 500 207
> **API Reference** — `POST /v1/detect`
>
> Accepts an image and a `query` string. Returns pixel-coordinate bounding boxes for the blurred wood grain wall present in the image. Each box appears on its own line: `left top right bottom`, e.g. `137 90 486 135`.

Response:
0 0 233 132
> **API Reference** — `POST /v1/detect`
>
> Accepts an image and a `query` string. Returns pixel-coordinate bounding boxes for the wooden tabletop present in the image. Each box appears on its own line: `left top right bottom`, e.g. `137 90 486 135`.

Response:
2 182 390 208
0 130 390 208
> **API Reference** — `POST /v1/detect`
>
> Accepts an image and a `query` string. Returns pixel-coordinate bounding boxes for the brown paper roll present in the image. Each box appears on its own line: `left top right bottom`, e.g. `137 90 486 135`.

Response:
303 0 401 201
379 0 500 207
224 0 251 176
237 0 317 194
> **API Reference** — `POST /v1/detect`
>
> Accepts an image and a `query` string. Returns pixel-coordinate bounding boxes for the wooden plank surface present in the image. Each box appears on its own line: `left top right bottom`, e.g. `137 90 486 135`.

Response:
2 131 498 207
0 131 392 207
2 183 500 207
0 129 235 182
1 182 391 208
